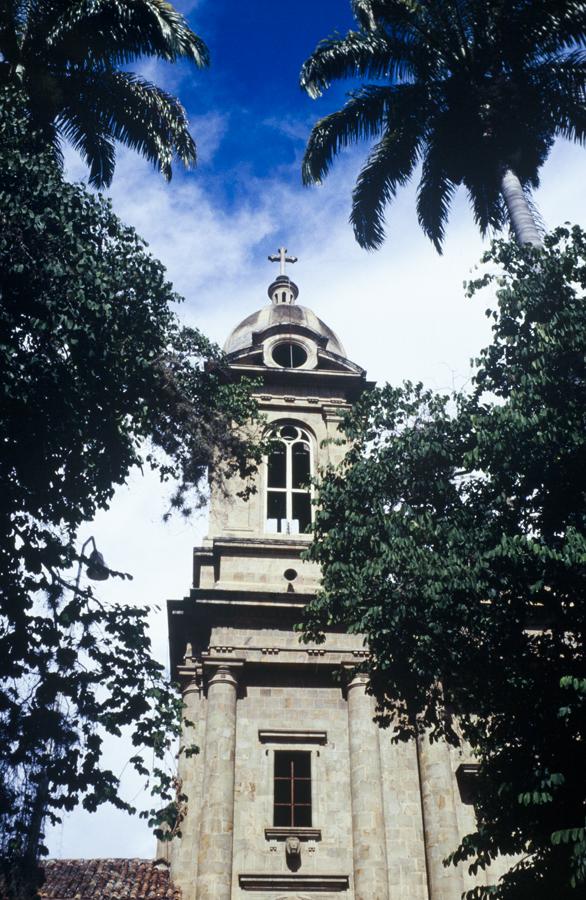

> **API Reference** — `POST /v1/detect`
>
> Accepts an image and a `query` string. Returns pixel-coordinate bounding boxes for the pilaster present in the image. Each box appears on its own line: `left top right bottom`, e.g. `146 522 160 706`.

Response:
196 663 241 900
166 668 204 900
417 732 464 899
346 674 390 900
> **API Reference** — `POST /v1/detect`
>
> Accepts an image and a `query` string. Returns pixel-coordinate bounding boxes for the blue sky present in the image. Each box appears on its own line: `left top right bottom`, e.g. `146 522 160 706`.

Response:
176 0 356 186
46 0 586 860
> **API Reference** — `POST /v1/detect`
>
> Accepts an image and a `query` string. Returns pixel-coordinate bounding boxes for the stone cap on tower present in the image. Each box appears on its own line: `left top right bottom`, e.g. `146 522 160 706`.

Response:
223 247 347 359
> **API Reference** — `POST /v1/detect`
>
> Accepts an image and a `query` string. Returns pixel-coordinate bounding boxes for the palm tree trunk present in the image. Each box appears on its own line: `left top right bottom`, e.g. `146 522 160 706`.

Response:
500 168 542 246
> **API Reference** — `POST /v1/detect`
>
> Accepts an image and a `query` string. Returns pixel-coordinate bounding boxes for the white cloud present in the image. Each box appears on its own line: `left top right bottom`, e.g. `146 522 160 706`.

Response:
262 114 315 143
189 111 229 165
47 135 586 858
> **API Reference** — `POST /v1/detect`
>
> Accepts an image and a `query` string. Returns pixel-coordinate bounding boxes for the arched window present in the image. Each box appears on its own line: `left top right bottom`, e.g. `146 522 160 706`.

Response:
266 423 312 534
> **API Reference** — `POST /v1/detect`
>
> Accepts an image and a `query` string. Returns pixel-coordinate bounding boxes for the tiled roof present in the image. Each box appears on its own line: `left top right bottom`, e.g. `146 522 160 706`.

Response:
37 859 181 900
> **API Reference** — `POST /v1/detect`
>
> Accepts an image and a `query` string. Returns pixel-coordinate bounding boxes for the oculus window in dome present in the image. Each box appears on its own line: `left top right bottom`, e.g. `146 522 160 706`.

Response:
272 341 307 368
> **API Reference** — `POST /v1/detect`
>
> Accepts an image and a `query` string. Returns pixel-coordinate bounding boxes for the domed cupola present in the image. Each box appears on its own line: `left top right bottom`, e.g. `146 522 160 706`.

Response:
223 248 364 377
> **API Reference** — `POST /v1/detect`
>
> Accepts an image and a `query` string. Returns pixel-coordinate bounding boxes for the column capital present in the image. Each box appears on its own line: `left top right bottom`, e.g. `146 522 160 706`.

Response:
204 660 243 690
177 664 202 697
345 670 370 693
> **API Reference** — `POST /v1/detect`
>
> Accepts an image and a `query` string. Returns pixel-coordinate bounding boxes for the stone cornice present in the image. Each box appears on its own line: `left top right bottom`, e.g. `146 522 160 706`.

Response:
197 645 368 668
258 728 327 745
264 827 322 841
206 535 312 550
239 873 349 891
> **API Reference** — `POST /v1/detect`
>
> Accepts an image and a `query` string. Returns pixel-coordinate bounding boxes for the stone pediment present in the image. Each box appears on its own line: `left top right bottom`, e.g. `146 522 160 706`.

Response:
226 343 365 376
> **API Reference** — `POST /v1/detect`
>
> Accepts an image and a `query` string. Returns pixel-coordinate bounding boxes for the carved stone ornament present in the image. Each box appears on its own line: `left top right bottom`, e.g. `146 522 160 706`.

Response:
285 835 301 859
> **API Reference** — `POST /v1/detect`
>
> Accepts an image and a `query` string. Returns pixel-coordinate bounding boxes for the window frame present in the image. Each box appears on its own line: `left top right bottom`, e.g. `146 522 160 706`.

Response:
265 423 313 534
273 749 312 828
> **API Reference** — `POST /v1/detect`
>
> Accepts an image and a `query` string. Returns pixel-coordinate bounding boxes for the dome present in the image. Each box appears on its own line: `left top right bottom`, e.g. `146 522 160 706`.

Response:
223 303 347 358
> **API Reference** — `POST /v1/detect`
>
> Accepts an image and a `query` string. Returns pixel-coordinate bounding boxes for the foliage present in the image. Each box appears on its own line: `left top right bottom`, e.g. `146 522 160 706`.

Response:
0 103 261 893
0 0 209 186
300 0 586 250
303 227 586 897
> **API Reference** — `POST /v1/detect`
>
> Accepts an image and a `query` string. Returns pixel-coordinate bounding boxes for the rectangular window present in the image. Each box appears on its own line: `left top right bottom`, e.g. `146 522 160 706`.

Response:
273 750 311 827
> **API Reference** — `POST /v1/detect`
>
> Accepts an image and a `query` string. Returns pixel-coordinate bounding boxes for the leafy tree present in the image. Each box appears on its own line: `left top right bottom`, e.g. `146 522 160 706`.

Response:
300 0 586 250
0 100 261 895
303 227 586 897
0 0 209 187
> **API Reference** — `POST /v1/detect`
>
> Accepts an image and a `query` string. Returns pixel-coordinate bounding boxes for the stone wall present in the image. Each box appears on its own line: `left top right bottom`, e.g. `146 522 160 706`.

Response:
232 670 354 899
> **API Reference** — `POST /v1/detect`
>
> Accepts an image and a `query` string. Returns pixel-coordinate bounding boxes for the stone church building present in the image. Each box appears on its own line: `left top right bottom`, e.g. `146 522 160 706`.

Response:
31 252 514 900
158 251 502 900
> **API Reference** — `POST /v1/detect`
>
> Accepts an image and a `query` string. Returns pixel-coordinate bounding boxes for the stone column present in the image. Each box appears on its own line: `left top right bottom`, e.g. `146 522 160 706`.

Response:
196 665 239 900
347 674 389 900
416 732 464 900
166 671 202 899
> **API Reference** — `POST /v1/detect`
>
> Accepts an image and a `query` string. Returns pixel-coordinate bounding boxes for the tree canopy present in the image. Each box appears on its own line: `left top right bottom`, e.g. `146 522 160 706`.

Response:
303 226 586 897
301 0 586 250
0 0 209 186
0 99 261 893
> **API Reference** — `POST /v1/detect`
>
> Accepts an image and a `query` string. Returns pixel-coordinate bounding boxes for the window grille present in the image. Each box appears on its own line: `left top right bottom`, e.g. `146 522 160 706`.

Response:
273 750 312 827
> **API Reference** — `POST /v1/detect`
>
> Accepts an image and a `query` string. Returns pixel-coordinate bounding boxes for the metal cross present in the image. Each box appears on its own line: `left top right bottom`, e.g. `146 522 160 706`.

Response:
268 247 298 276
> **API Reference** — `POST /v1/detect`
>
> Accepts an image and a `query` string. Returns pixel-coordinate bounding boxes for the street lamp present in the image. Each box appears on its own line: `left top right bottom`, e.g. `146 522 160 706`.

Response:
85 544 109 581
74 536 110 594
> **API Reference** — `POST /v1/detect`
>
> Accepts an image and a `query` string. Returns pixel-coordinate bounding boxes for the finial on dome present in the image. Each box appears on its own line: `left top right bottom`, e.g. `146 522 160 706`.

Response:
267 246 299 305
268 246 297 275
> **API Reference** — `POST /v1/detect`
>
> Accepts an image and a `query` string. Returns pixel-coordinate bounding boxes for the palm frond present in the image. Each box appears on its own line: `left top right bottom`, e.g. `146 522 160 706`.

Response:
351 1 377 31
530 52 586 144
532 49 586 94
351 108 424 249
416 140 457 252
463 169 506 237
551 95 586 146
44 0 209 69
56 105 115 188
517 0 586 57
303 85 401 185
304 0 586 249
416 0 476 68
59 70 196 184
301 30 418 100
0 0 20 59
363 0 466 67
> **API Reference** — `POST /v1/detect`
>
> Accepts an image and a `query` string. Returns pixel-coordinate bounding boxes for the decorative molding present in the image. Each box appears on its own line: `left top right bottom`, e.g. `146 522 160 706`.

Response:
264 827 321 842
239 874 349 892
201 655 245 667
258 728 327 745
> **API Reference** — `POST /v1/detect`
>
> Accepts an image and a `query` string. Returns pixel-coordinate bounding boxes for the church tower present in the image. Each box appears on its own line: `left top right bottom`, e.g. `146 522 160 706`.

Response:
164 253 480 900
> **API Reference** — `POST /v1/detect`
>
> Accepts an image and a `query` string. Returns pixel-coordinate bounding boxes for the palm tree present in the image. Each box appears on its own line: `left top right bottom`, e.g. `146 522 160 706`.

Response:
0 0 209 187
300 0 586 250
